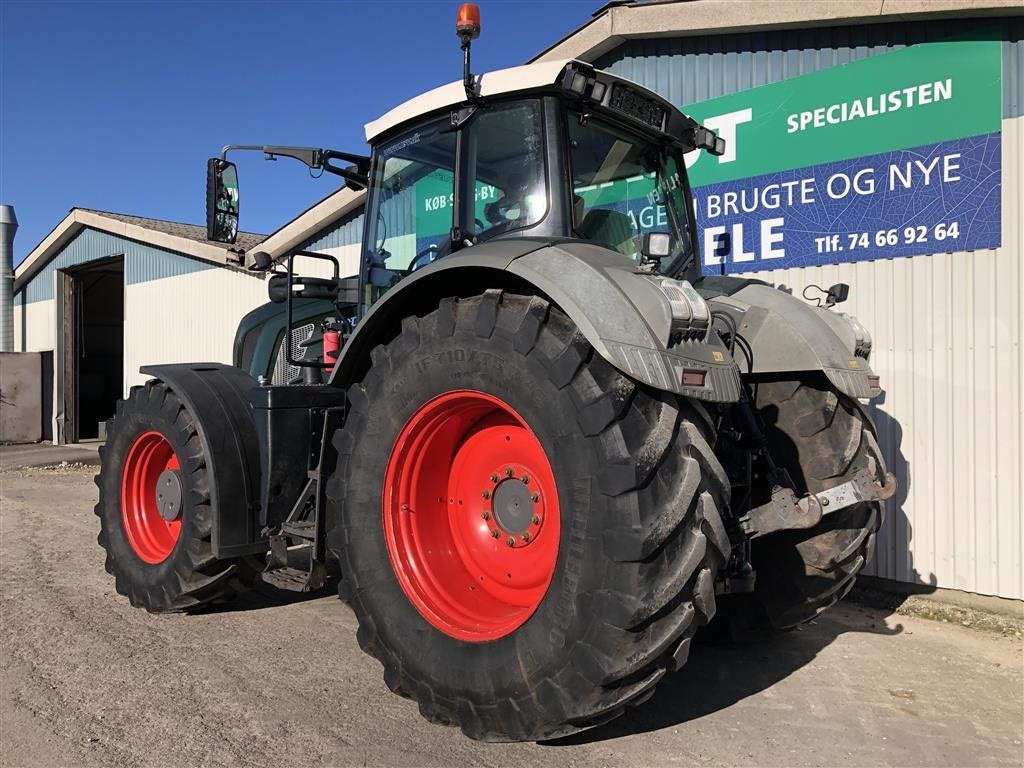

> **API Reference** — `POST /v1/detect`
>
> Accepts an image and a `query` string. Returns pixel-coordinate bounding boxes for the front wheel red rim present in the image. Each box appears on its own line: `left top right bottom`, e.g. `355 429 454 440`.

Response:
121 431 182 564
383 390 560 642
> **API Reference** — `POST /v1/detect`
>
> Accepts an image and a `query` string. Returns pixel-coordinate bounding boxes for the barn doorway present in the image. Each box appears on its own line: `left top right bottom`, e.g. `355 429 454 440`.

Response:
56 257 124 443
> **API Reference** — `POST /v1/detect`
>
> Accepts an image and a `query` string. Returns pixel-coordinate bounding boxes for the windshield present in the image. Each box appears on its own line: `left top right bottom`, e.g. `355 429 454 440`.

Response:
567 112 695 274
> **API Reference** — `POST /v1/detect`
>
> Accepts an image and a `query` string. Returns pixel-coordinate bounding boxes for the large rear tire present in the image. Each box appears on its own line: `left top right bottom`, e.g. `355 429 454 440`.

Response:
95 381 256 612
716 379 886 632
327 291 730 741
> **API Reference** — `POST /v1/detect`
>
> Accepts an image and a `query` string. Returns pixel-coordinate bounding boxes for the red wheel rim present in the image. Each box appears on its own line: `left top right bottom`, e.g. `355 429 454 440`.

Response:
383 390 560 642
121 431 182 564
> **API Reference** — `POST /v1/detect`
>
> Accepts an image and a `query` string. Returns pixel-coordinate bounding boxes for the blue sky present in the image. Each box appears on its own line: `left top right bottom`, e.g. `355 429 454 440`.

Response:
1 1 594 264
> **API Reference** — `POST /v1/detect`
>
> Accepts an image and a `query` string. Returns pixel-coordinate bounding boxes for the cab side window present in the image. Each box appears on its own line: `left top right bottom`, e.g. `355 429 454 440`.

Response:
467 101 548 242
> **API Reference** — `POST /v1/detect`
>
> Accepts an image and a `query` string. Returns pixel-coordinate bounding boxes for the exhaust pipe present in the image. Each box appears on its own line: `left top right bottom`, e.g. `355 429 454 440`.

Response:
0 204 16 352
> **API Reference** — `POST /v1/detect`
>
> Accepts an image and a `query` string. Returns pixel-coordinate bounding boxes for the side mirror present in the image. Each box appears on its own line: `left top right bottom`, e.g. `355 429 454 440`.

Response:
206 158 239 243
641 231 672 264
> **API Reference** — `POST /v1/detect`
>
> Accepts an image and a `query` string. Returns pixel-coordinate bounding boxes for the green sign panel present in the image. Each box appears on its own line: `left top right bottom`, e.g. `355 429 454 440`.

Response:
683 39 1002 186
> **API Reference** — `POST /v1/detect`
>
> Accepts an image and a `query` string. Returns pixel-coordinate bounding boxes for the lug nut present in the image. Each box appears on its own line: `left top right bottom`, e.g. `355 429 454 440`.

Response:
506 537 515 547
531 493 540 503
482 490 491 500
481 511 490 520
490 473 499 483
521 474 530 484
522 532 531 542
532 515 541 525
504 467 514 477
490 530 500 539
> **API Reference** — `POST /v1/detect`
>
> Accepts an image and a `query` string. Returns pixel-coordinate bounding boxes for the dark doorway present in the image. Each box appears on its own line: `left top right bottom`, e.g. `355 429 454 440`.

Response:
69 258 124 441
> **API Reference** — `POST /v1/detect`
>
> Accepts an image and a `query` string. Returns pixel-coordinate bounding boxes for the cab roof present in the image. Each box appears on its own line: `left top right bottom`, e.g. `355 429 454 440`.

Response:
364 59 572 143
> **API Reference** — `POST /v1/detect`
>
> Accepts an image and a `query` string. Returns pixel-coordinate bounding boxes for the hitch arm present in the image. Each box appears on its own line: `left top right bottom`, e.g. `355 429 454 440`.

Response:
740 468 896 540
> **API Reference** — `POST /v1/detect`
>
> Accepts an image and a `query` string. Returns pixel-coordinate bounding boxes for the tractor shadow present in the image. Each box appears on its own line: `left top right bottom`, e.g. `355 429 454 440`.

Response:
544 605 905 746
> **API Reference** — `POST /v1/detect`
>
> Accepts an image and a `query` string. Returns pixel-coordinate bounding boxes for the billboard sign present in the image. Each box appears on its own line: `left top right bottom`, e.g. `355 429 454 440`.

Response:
683 39 1003 274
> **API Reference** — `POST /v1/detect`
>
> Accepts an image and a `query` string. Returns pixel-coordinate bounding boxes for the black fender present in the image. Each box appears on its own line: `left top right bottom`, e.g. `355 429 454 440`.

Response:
139 363 265 558
329 239 742 402
705 282 881 400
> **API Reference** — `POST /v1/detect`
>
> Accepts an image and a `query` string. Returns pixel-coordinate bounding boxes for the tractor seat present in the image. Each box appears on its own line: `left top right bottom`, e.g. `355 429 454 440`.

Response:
578 208 636 257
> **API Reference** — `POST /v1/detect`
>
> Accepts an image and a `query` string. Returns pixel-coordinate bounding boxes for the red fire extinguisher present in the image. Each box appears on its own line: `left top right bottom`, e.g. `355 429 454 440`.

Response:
322 321 343 375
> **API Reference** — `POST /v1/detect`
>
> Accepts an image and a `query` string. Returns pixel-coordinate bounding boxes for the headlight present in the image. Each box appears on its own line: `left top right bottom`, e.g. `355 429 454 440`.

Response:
840 312 873 359
655 277 710 339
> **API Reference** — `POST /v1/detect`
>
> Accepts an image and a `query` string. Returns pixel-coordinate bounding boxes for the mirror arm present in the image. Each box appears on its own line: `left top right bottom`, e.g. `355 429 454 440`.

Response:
220 145 370 189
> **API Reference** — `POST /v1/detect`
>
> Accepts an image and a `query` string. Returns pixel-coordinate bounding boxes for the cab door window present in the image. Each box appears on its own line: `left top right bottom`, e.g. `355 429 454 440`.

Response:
466 100 548 242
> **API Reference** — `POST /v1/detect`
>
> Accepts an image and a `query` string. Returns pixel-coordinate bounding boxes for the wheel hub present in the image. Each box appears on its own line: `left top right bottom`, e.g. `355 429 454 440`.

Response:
491 477 533 533
482 468 544 547
155 469 183 522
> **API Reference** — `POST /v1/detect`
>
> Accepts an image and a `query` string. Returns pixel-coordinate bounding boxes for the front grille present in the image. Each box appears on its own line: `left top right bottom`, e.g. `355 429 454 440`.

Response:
272 322 316 385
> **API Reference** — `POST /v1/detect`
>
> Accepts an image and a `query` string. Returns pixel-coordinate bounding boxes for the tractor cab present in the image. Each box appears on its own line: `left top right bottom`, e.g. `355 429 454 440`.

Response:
212 57 726 381
359 58 725 303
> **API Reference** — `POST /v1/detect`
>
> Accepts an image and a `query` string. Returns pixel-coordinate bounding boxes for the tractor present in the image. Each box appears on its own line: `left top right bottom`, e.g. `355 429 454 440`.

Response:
96 4 895 742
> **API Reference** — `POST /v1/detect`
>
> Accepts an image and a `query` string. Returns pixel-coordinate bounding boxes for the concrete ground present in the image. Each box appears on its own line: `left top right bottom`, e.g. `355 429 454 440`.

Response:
1 464 1021 768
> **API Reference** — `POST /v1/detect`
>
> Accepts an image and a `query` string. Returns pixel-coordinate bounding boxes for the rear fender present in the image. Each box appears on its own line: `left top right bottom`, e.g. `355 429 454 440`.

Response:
707 283 881 399
139 363 265 558
328 240 741 402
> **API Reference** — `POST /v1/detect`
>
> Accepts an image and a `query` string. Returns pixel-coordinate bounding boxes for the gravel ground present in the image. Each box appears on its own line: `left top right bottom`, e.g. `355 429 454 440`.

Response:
2 465 1022 768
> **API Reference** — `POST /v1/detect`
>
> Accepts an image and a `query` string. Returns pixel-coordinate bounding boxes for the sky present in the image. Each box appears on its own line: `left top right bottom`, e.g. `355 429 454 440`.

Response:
0 0 596 265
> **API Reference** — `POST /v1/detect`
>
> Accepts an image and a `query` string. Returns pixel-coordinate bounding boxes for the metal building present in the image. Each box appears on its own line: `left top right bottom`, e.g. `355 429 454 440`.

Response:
12 209 268 443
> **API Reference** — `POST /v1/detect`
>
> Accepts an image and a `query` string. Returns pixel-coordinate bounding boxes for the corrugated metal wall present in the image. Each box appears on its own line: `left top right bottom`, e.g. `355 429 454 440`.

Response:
17 227 218 304
123 269 268 391
597 17 1024 599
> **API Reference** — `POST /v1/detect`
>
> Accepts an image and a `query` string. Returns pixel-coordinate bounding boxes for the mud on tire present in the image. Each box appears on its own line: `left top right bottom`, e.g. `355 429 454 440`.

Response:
326 291 730 741
95 381 256 612
716 378 887 633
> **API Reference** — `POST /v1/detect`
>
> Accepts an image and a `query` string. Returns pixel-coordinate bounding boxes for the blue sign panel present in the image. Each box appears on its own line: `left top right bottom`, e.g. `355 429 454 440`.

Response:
696 132 1002 275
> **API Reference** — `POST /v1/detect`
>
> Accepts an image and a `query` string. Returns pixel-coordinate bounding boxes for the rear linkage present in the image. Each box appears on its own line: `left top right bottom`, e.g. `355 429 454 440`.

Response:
708 324 896 596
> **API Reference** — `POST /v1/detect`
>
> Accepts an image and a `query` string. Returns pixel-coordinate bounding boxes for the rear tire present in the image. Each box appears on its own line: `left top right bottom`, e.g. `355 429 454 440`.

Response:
95 380 256 612
327 292 730 741
715 379 886 633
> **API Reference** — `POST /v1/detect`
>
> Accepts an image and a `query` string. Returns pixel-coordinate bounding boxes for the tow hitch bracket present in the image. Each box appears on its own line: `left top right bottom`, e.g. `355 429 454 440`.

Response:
741 468 896 539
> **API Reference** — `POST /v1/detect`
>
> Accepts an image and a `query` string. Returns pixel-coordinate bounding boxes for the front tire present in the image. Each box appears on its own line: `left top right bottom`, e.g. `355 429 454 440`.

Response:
95 381 256 612
327 292 730 741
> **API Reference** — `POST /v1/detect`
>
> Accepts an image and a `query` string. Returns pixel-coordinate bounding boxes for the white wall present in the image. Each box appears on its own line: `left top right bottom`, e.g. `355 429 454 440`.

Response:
123 268 269 391
14 298 55 353
735 116 1023 600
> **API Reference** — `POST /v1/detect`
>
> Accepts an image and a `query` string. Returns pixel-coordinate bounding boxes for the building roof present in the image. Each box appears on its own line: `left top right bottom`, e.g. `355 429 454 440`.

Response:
247 187 364 263
530 0 1024 63
14 208 267 293
78 209 267 253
